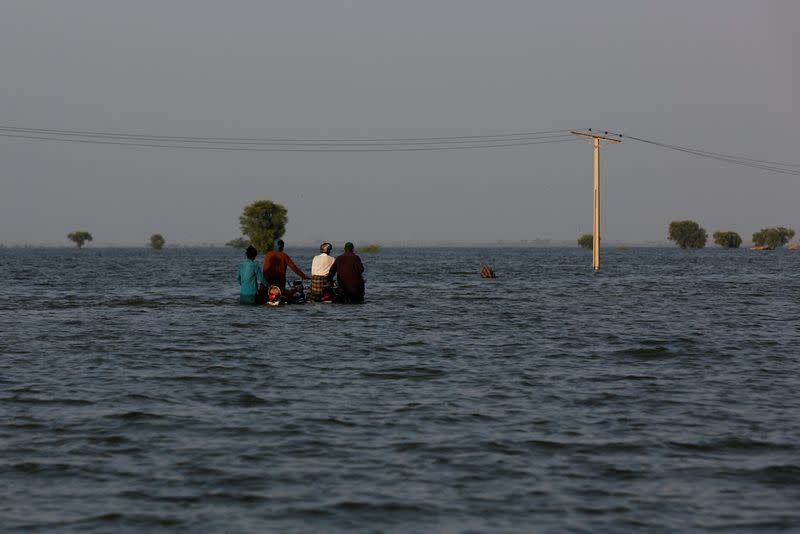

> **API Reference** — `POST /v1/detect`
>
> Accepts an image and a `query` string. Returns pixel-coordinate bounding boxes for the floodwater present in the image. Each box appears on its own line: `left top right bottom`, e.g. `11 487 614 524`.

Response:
1 246 799 532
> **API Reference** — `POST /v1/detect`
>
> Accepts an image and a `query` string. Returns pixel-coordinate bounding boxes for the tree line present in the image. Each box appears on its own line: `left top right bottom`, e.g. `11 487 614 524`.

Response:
66 199 290 251
667 221 795 250
577 221 796 250
67 231 166 249
69 205 797 252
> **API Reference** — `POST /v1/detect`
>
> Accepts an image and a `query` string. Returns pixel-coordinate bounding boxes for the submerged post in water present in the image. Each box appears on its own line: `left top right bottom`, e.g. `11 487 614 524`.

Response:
571 130 622 270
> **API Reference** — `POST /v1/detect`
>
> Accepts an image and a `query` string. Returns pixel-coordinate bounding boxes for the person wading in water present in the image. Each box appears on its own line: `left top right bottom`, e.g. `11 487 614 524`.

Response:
328 242 365 303
309 242 335 301
237 245 268 304
262 239 310 293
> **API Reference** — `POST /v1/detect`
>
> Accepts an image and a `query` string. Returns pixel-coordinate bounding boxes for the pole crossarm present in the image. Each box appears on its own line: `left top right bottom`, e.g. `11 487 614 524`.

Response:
570 130 622 144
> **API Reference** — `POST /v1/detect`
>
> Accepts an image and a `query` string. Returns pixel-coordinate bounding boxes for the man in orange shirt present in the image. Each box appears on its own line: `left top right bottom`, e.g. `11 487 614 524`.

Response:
262 239 310 291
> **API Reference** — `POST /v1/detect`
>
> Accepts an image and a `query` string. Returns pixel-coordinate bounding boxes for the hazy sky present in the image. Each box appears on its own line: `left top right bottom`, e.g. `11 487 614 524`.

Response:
1 1 797 246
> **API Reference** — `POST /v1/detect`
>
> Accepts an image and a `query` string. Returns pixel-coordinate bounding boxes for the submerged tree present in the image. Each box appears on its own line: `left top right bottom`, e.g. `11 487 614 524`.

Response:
239 200 287 251
149 233 166 250
712 231 742 249
577 234 593 250
225 237 250 248
67 231 93 248
752 227 795 250
668 220 707 249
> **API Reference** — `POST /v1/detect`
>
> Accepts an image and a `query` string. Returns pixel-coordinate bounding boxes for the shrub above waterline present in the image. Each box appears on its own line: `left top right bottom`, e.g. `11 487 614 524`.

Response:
577 234 593 250
752 227 795 250
712 231 741 249
668 220 707 249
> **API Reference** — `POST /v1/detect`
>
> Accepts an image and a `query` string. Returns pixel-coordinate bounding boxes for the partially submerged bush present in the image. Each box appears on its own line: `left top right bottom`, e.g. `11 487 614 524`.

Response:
712 231 742 249
67 231 93 248
577 234 593 250
752 227 795 250
668 220 707 249
149 233 166 250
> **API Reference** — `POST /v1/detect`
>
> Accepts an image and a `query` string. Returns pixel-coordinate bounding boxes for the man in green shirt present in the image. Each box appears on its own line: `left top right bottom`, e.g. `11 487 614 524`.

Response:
237 245 267 304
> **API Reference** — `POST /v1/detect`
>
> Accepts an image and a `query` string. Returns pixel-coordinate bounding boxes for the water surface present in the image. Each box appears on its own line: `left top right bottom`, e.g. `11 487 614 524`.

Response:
1 247 799 532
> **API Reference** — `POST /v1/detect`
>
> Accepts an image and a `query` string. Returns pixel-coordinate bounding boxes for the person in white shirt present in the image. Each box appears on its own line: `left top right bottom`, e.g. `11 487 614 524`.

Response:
309 242 335 301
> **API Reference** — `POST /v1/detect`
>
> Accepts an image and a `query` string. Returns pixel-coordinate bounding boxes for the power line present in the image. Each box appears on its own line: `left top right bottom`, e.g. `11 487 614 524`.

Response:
612 132 800 176
0 124 576 146
0 131 580 152
2 122 799 176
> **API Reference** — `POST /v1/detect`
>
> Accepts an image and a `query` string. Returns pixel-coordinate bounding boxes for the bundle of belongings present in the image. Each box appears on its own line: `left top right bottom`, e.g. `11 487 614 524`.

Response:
262 281 306 306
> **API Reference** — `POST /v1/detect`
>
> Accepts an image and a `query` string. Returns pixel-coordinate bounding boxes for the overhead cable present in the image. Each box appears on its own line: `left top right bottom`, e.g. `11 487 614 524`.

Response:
608 131 800 177
0 124 576 147
2 123 798 175
0 130 579 152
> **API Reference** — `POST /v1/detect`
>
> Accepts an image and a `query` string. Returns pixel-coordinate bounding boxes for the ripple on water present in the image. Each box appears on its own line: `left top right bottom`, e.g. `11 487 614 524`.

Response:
9 462 75 474
742 465 800 486
1 396 93 406
87 435 130 446
105 411 166 421
74 512 184 528
614 345 675 358
360 366 447 380
668 437 796 453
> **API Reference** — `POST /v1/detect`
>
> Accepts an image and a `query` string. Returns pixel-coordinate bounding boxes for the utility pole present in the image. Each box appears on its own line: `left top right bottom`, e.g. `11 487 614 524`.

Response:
571 130 621 270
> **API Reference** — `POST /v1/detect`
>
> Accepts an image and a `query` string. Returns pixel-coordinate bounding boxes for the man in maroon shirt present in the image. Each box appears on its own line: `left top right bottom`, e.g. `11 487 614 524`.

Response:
262 239 309 291
328 242 365 303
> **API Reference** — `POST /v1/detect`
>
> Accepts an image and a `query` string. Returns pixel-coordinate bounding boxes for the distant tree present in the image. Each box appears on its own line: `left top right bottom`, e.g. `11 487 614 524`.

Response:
577 234 593 250
225 237 250 248
149 233 166 250
668 220 707 249
752 227 795 250
239 200 287 251
712 231 742 249
67 231 93 248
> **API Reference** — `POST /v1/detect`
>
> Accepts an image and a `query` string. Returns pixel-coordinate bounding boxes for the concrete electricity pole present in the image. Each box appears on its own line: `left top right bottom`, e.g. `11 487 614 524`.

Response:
571 130 622 270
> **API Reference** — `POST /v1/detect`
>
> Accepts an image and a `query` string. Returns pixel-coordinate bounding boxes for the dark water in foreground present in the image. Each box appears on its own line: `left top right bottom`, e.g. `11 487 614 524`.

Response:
1 246 799 532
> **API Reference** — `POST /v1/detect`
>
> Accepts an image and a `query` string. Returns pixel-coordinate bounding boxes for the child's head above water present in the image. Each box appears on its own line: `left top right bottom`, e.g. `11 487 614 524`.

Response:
268 286 282 301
